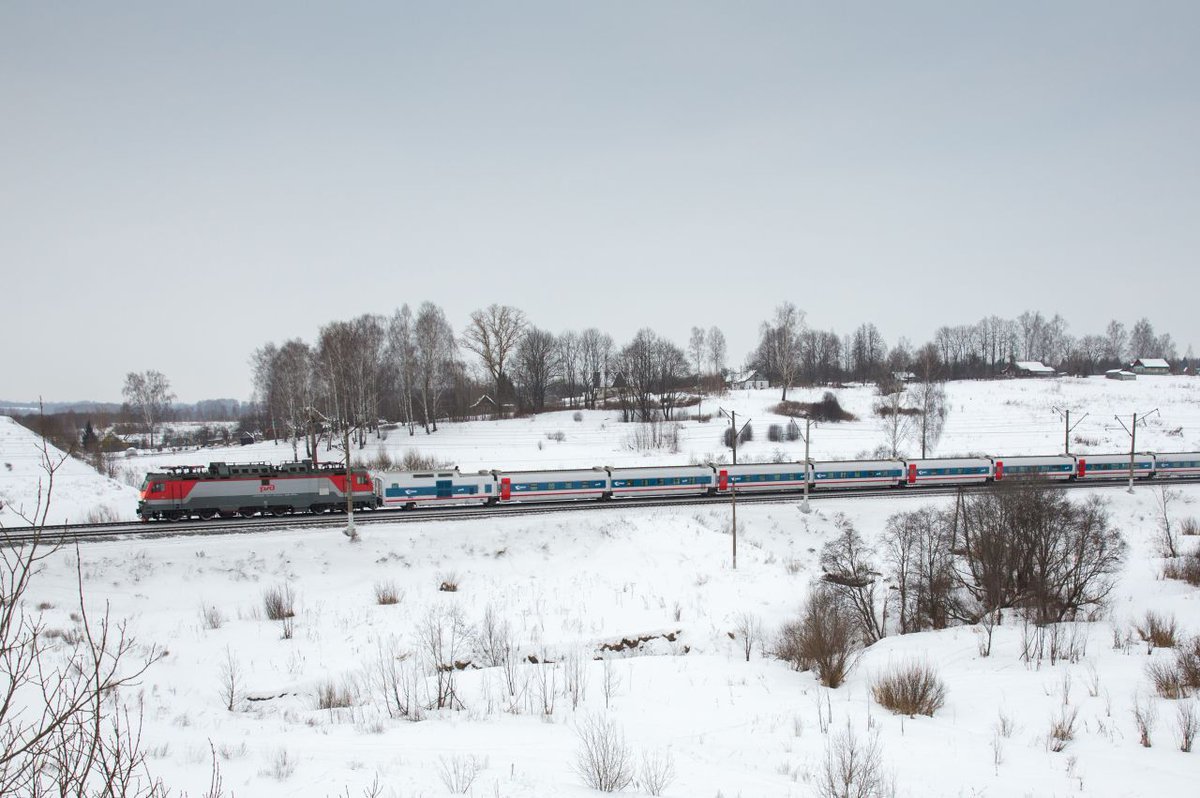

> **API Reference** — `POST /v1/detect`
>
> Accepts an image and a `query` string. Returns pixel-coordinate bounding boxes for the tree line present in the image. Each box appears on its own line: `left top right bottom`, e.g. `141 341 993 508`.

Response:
749 303 1187 390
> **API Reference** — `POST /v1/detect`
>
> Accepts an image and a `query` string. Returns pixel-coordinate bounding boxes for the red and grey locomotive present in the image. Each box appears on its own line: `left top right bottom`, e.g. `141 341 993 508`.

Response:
137 460 375 521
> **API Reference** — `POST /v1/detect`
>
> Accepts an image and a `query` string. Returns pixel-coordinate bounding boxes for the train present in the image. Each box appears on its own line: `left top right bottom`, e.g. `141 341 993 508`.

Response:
136 450 1200 521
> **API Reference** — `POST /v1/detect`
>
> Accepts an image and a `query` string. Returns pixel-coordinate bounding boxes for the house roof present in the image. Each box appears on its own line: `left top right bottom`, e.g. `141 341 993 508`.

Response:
1012 361 1055 373
1134 358 1170 369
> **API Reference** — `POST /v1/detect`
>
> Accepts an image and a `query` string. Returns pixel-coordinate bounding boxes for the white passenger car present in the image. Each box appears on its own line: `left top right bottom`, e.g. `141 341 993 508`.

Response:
375 468 496 509
1075 453 1154 480
1152 452 1200 479
494 468 609 503
901 457 992 487
808 460 905 490
715 462 810 493
992 455 1075 481
608 465 714 499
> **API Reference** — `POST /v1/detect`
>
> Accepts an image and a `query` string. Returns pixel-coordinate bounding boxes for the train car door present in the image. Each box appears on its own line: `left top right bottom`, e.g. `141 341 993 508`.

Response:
436 479 453 499
994 461 1003 481
718 470 728 491
1076 459 1086 479
500 478 511 501
907 464 917 485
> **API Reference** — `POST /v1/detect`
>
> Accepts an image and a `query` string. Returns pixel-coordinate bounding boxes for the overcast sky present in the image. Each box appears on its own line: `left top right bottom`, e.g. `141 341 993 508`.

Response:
2 2 1197 402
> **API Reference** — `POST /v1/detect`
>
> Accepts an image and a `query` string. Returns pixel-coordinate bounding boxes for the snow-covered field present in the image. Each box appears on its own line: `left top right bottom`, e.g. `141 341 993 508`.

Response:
20 485 1200 796
139 376 1200 477
2 377 1200 796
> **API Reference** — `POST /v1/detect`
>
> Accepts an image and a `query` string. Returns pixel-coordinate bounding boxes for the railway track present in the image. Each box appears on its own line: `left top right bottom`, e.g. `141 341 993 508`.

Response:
6 475 1198 545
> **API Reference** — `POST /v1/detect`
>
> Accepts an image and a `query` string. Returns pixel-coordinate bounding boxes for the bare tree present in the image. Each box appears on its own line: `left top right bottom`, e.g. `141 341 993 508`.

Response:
755 303 805 400
1 436 165 796
820 517 886 644
909 379 946 458
122 370 174 449
580 328 614 409
556 331 582 407
875 388 911 459
413 302 457 433
513 327 559 412
462 304 527 417
418 604 471 710
688 326 706 379
386 305 419 435
706 326 727 379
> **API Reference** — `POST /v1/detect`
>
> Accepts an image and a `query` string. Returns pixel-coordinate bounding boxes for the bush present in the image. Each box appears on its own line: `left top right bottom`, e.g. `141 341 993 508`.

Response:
263 583 295 620
438 572 460 592
1148 636 1200 699
574 714 633 792
315 677 356 710
374 580 402 606
1163 551 1200 586
774 585 860 688
1136 611 1178 649
1182 518 1200 536
774 393 857 423
573 411 584 422
768 424 783 442
871 661 947 717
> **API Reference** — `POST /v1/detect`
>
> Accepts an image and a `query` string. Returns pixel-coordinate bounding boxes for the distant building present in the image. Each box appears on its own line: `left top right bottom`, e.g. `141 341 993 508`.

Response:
1003 361 1056 378
1130 358 1171 375
891 371 916 383
728 370 769 390
239 431 257 446
1105 369 1137 381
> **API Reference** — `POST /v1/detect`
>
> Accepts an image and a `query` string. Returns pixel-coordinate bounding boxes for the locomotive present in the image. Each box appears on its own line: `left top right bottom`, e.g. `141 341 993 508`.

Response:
137 460 374 521
137 450 1200 521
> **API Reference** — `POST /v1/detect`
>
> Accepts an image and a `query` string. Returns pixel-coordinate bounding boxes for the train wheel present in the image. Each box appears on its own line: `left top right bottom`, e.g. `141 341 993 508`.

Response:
238 508 257 518
219 510 237 519
270 506 288 517
170 511 188 522
198 509 218 521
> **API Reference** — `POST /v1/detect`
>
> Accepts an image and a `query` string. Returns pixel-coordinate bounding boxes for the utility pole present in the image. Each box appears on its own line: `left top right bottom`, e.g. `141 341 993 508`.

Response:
1052 406 1088 454
795 416 815 513
719 407 751 466
1114 409 1158 494
309 406 359 539
719 407 752 569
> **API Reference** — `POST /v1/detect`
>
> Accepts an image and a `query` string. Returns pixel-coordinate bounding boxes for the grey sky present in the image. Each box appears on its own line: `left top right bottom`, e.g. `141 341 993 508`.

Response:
2 2 1197 402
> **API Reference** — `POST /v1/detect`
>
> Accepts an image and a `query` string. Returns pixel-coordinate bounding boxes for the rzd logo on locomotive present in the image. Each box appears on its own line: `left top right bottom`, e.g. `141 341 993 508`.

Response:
259 483 276 492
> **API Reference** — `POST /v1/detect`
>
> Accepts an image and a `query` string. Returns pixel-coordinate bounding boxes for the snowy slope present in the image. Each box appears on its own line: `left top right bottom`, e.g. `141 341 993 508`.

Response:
0 415 138 525
21 484 1200 797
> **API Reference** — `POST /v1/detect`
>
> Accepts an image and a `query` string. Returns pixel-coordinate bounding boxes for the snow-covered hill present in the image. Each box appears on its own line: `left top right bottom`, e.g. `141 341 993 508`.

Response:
0 415 138 526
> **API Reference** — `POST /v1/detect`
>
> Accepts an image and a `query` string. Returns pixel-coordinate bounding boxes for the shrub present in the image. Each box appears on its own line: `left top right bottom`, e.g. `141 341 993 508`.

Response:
768 424 783 442
1148 636 1200 699
201 604 224 630
573 411 584 422
400 450 448 470
1136 611 1178 649
263 583 295 620
774 393 857 423
373 580 402 606
1163 550 1200 586
574 714 633 792
1182 518 1200 536
871 661 947 717
438 572 460 592
774 585 860 688
817 726 890 798
315 678 357 710
438 754 483 794
546 430 566 443
1048 707 1078 752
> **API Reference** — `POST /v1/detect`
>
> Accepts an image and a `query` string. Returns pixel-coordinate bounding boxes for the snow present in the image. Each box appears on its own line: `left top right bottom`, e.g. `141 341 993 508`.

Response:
0 415 138 525
19 483 1200 796
3 376 1200 794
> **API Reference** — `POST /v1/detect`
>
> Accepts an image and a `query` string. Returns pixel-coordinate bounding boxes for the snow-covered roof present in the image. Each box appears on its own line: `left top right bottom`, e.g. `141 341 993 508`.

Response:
1012 361 1055 373
1134 358 1170 369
